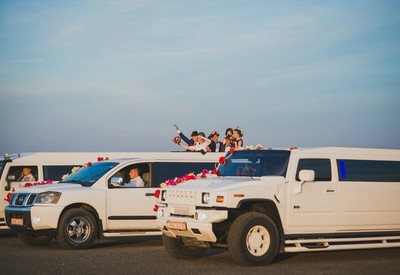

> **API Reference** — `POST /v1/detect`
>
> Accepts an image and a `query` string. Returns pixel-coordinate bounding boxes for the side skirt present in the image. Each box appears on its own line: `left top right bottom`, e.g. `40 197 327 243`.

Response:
284 233 400 252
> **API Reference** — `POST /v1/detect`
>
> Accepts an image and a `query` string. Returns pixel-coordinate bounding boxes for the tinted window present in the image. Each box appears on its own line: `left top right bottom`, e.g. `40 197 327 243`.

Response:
217 150 290 177
296 159 331 181
337 160 400 182
152 162 215 187
43 165 82 181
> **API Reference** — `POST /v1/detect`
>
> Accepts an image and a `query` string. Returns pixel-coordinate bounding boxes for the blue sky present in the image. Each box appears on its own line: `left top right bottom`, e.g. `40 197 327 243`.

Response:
1 0 399 153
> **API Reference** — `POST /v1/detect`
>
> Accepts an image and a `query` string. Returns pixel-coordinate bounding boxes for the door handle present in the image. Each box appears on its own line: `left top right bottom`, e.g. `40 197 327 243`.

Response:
145 192 155 197
325 188 335 193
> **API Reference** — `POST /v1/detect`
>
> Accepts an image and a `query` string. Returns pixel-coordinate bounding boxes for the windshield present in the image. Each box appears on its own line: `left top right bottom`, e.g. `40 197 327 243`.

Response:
61 162 118 187
218 150 291 177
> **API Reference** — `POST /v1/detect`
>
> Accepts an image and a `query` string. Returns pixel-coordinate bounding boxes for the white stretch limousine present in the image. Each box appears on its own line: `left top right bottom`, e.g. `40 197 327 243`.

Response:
156 147 400 265
5 152 221 248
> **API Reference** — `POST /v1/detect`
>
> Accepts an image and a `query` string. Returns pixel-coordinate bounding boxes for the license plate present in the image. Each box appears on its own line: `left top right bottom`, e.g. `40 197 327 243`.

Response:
166 221 187 231
11 218 24 226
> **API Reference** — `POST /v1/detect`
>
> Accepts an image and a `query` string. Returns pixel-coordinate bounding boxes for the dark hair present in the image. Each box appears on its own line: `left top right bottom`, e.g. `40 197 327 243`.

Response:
131 167 140 173
209 131 219 139
225 128 233 135
198 132 206 137
191 131 199 137
233 129 243 137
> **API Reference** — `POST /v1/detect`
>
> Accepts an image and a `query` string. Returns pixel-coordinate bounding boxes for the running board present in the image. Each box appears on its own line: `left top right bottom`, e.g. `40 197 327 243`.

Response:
284 235 400 252
102 231 162 238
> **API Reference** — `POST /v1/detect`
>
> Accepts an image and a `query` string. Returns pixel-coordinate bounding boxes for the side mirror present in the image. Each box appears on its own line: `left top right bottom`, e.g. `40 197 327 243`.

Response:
294 170 315 194
110 176 124 187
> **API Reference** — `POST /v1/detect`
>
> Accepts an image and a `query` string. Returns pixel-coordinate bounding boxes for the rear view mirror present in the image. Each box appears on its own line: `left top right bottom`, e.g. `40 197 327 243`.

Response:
294 170 315 194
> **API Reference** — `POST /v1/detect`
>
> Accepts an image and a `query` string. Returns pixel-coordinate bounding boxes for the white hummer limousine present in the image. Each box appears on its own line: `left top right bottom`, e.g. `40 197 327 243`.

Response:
156 147 400 265
5 152 220 249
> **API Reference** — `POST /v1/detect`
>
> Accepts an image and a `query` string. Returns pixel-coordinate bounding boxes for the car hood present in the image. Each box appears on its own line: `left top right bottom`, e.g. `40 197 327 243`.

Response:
169 175 286 192
14 183 86 193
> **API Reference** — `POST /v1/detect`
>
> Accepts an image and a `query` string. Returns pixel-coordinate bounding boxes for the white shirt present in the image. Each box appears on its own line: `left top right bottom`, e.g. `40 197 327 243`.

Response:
124 176 145 187
20 174 36 182
187 137 211 152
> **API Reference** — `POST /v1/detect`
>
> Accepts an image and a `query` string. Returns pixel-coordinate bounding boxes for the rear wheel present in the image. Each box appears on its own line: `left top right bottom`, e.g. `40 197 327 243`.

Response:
162 234 207 259
57 208 97 249
227 212 279 266
18 233 53 246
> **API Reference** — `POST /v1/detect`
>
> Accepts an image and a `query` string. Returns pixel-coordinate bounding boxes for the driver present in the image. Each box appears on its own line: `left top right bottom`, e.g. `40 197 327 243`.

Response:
124 168 145 188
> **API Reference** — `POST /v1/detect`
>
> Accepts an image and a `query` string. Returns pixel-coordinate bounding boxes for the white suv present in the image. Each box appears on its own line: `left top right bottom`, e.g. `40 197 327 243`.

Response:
157 147 400 265
5 152 220 249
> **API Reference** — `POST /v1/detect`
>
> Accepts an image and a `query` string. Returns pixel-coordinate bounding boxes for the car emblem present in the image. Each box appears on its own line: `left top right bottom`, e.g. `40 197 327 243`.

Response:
18 196 25 204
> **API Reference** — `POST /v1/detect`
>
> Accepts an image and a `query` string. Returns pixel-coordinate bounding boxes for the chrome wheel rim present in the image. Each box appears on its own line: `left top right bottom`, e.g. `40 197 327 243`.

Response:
67 217 91 244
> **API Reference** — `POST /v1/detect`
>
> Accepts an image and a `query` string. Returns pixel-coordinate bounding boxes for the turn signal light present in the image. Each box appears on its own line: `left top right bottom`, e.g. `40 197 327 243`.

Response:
216 196 224 203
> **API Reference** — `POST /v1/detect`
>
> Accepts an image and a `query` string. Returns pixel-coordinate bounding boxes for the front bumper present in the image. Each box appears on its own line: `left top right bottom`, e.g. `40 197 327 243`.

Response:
5 205 64 232
156 206 228 242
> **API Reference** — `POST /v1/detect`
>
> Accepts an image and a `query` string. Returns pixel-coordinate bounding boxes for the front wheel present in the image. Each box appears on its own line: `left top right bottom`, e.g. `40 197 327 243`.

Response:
57 208 97 249
227 212 279 266
18 233 54 246
162 234 207 259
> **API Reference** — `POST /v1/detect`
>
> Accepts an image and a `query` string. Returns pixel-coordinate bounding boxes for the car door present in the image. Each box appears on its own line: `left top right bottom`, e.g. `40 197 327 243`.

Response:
336 159 400 230
287 158 337 232
106 162 158 231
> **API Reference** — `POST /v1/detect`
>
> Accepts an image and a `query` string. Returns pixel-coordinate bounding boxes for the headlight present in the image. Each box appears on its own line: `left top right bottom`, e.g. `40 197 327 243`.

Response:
161 190 167 201
202 192 210 204
198 212 207 222
35 191 62 204
157 208 164 218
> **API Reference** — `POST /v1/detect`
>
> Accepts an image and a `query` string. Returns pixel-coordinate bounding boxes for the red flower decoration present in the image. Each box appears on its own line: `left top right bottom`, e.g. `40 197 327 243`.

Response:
86 162 92 167
219 156 227 166
153 205 159 212
174 177 183 183
229 148 235 153
212 169 217 174
173 136 181 144
6 190 13 203
24 182 33 187
154 189 161 199
97 156 109 161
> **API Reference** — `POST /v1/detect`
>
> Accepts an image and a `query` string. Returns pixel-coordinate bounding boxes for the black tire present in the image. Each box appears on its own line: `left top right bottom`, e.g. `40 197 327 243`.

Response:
227 212 279 266
57 208 97 249
162 234 207 259
18 233 53 246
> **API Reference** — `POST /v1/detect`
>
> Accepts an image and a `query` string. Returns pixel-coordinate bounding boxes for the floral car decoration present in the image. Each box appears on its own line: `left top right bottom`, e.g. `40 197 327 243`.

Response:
159 168 217 188
152 145 271 211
